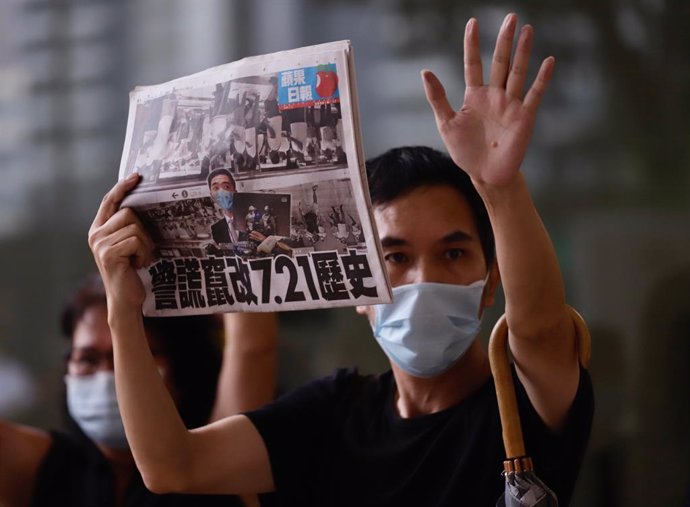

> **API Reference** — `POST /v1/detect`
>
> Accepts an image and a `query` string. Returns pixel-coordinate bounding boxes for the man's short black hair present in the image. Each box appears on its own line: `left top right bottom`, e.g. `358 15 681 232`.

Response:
365 146 495 265
60 273 223 429
207 168 235 190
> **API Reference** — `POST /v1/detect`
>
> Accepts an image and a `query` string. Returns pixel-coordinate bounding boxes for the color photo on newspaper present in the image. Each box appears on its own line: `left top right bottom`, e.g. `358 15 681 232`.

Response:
118 41 391 315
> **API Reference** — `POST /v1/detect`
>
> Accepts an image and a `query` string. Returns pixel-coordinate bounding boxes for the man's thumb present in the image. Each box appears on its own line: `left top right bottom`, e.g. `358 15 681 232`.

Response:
421 70 454 125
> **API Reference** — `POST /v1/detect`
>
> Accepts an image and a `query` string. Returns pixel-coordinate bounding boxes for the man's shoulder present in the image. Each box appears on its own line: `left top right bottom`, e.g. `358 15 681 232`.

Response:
32 429 103 497
211 218 226 230
43 429 101 464
514 365 594 435
211 218 230 243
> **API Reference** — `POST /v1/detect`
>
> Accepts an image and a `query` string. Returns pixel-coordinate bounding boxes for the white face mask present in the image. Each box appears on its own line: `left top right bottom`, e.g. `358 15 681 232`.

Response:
65 371 128 450
372 279 487 378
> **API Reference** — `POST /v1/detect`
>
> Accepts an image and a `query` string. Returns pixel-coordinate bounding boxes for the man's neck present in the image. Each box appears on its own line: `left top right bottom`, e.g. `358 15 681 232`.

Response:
223 210 234 220
391 341 491 419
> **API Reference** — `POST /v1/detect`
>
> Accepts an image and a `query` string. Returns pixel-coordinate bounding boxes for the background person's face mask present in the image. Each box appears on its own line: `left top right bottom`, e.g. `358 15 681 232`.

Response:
65 371 129 449
212 189 234 211
372 279 487 378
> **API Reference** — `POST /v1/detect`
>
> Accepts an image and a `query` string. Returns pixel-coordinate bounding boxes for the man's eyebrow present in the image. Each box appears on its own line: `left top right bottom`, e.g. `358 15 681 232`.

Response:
380 236 407 248
70 346 100 354
380 231 474 247
442 230 474 243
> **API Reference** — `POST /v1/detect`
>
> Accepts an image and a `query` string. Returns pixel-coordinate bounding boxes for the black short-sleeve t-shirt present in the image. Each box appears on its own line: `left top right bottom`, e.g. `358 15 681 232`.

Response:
246 367 593 507
30 430 243 507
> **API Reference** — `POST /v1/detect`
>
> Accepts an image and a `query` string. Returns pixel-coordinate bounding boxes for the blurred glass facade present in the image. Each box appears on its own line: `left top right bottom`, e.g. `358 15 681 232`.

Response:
0 1 688 505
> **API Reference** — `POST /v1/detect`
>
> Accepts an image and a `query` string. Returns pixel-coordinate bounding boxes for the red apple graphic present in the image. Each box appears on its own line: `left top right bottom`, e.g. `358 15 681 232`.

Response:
315 68 338 98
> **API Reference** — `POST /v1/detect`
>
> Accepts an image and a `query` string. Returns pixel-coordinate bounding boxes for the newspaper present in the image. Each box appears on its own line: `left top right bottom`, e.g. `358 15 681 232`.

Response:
118 41 392 315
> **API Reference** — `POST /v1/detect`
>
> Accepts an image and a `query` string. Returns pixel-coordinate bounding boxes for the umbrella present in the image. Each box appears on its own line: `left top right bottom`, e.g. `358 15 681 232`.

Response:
489 306 591 507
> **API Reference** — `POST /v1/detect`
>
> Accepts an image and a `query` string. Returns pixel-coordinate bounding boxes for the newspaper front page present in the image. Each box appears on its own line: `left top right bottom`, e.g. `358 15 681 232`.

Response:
118 41 391 315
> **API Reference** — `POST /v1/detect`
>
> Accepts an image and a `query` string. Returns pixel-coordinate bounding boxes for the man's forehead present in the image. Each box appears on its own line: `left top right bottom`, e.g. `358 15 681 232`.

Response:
373 185 479 242
211 175 233 186
380 229 474 247
72 311 112 349
71 344 111 353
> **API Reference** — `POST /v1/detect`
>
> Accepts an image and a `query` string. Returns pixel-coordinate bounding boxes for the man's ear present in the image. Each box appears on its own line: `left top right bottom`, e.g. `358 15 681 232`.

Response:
481 262 501 311
355 305 374 327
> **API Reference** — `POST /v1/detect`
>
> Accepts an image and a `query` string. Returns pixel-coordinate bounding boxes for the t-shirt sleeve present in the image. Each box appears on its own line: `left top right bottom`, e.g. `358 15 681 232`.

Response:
244 368 360 506
514 366 594 506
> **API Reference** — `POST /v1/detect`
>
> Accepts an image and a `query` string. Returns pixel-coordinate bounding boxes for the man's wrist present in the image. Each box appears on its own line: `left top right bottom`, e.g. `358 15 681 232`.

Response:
471 173 529 211
106 300 144 335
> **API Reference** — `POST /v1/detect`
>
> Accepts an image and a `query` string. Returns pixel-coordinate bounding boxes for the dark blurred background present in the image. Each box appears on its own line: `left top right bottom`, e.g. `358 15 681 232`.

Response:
0 1 688 505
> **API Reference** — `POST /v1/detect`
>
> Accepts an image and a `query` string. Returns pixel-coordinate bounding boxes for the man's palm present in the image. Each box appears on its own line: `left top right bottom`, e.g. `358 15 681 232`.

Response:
439 87 535 185
422 15 554 187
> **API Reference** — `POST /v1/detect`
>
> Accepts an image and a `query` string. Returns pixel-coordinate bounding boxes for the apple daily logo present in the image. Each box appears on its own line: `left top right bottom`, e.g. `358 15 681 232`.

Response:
277 64 340 111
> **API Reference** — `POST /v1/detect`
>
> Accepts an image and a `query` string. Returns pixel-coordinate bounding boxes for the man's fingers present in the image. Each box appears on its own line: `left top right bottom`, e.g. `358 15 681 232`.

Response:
421 70 454 126
91 172 141 230
250 230 267 242
506 25 533 98
463 18 483 87
523 56 555 114
93 207 142 242
99 235 152 271
110 220 156 266
489 13 517 88
93 224 155 271
90 208 155 267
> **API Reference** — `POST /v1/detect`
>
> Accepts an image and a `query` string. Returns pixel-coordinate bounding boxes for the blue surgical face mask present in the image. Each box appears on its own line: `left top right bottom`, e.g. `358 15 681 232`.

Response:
372 279 487 378
65 371 129 449
212 189 234 211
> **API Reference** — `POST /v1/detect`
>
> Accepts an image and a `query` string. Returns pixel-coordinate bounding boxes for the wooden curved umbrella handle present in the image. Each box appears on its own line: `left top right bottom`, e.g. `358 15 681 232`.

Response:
488 306 592 461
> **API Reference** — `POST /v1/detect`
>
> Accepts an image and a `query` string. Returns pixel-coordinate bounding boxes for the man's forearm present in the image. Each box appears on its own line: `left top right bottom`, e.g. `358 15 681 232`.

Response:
109 307 193 492
475 173 568 341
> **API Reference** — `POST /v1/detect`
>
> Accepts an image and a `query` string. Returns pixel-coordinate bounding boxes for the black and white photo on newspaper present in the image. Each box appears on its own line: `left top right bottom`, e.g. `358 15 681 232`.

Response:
118 41 391 316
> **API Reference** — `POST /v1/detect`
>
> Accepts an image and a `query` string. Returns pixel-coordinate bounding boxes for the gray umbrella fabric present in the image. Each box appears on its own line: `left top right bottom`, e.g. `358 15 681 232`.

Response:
497 469 558 507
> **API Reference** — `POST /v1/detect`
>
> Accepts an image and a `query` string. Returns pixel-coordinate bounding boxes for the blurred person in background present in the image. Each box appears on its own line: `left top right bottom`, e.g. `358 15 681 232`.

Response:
0 273 277 507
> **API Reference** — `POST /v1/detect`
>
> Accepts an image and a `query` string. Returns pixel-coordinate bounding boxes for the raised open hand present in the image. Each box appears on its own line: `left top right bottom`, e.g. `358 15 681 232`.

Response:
422 13 554 187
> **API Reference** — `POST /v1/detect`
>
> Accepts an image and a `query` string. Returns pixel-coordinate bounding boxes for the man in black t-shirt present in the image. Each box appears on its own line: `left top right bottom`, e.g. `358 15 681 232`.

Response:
89 13 593 507
244 145 593 506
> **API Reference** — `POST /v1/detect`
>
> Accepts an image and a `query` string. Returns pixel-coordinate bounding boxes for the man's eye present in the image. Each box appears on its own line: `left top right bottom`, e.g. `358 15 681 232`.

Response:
445 248 463 260
74 355 99 367
385 252 408 264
